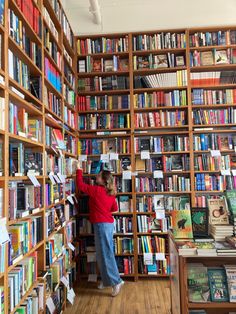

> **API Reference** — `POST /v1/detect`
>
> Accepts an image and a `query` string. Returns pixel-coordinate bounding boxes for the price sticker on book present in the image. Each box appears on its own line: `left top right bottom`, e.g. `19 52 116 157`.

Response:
141 151 150 160
232 170 236 176
210 150 221 157
68 242 75 251
122 170 132 180
100 154 109 163
143 252 153 265
46 298 56 314
53 174 61 184
67 288 75 305
109 153 119 160
67 195 74 205
79 155 87 161
153 170 163 179
87 252 96 263
48 172 56 185
155 210 165 219
220 169 231 176
57 172 66 183
61 276 69 288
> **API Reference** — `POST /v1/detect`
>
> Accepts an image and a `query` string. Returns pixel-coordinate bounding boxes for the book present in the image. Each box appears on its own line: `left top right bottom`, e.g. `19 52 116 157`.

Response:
225 265 236 302
45 58 62 93
208 198 229 225
171 209 193 239
187 263 210 302
191 207 209 238
208 267 229 302
215 50 229 64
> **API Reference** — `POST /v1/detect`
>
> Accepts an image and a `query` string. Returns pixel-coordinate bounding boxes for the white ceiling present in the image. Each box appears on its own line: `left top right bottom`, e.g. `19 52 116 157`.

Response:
62 0 236 36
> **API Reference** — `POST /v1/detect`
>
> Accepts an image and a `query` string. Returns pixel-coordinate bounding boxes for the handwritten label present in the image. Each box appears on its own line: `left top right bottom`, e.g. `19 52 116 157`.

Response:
210 150 221 157
141 151 150 160
109 153 119 160
153 171 163 179
122 171 132 180
143 252 153 265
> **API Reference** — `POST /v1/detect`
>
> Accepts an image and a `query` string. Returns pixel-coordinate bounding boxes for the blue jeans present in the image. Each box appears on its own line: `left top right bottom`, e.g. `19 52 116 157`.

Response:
93 223 122 287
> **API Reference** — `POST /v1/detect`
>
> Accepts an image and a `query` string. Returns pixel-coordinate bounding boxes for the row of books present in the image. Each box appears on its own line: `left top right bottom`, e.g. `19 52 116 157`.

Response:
78 76 129 92
133 32 186 51
0 97 4 130
134 70 188 88
138 236 167 254
43 7 58 41
81 159 125 174
137 215 169 233
79 113 130 130
193 133 236 151
134 90 187 108
134 136 189 153
48 0 61 23
0 188 3 217
45 182 63 206
78 56 129 73
45 127 65 150
195 173 236 191
44 27 62 70
191 88 236 105
187 263 236 303
9 8 42 69
194 154 234 171
8 254 38 312
64 48 73 68
63 85 75 106
9 102 43 142
138 256 170 275
133 53 185 70
8 216 43 264
62 9 74 47
189 30 236 47
77 36 129 55
46 286 65 313
79 138 131 154
64 107 76 129
135 155 190 172
135 176 191 192
78 218 92 234
44 86 62 117
47 257 64 290
116 256 134 275
9 182 42 220
136 195 190 212
64 134 77 155
134 111 187 128
45 57 62 93
64 62 75 88
46 233 63 266
193 108 236 125
9 144 43 176
15 0 41 38
190 71 236 86
190 49 236 67
113 237 133 254
77 95 130 111
113 217 133 234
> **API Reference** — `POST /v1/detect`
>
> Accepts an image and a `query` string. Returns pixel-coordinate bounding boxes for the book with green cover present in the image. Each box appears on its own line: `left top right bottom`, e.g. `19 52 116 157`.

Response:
208 267 229 302
172 209 193 239
226 190 236 215
187 263 210 302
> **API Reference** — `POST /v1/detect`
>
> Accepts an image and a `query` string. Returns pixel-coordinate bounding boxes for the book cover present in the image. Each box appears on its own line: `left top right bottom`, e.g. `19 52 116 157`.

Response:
208 268 229 302
208 198 229 225
214 50 229 64
187 263 210 302
171 209 193 239
191 207 209 238
200 51 214 66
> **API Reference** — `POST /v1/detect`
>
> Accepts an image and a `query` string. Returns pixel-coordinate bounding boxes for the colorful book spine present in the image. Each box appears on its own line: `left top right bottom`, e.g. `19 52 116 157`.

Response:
134 111 187 128
195 173 236 191
135 176 191 192
79 138 131 154
79 113 130 130
192 88 236 105
77 95 130 111
44 57 62 92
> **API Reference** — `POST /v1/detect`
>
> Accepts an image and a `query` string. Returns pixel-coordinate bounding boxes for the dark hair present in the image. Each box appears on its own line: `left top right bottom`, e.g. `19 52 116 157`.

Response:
100 170 115 196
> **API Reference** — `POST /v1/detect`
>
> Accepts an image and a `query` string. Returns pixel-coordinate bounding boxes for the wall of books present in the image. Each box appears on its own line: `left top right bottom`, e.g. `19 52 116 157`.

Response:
76 27 236 281
0 0 78 313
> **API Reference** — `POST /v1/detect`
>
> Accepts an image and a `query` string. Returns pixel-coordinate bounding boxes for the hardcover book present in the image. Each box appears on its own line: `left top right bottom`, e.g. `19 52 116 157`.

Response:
208 198 229 225
172 209 193 239
187 263 210 302
191 207 209 238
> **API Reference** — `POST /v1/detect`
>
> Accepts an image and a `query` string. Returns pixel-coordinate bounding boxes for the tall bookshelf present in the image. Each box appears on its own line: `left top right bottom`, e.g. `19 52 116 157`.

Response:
0 0 78 313
76 26 236 281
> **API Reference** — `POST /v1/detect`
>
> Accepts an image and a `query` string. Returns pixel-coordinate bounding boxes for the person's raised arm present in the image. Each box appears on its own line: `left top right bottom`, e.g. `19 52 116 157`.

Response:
76 163 97 197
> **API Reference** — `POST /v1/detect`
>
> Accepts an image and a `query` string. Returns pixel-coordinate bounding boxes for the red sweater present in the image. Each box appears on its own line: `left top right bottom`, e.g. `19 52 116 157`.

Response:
76 169 118 223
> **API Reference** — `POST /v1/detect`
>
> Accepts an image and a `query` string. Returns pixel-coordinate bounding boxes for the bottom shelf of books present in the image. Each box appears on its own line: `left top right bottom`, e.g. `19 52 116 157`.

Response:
169 234 236 314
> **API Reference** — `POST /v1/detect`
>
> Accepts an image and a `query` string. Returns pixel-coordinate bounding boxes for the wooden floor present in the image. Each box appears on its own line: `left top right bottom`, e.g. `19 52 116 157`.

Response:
65 279 171 314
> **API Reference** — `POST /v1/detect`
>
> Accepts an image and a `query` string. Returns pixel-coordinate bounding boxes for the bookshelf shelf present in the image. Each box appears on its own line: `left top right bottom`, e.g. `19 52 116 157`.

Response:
189 44 236 51
192 103 236 109
135 151 190 155
191 83 236 89
80 108 130 114
193 129 236 134
77 70 130 77
79 128 131 133
78 89 130 96
134 86 188 93
138 274 169 278
134 106 188 112
77 51 129 58
134 126 189 131
43 0 62 30
64 100 76 113
45 107 63 122
135 191 191 195
8 133 44 147
133 66 187 75
133 48 186 55
190 64 236 71
9 91 43 114
8 175 44 181
188 302 236 309
64 76 75 91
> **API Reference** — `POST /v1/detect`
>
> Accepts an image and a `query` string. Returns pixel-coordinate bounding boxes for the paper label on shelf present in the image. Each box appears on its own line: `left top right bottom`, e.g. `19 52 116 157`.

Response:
210 150 221 157
221 169 231 176
68 242 75 251
155 253 166 261
153 170 163 179
28 174 40 187
67 195 74 205
109 153 119 160
67 289 75 305
57 172 66 183
100 154 109 163
155 210 165 219
87 252 96 263
232 170 236 176
53 174 61 184
0 218 9 244
60 276 69 288
49 172 56 185
141 151 150 160
122 170 132 180
143 252 153 265
18 131 26 138
88 274 98 282
132 172 138 177
79 155 87 161
46 297 56 314
73 195 78 204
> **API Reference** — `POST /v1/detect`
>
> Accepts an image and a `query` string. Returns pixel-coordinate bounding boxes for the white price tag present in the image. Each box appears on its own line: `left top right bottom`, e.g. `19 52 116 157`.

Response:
57 172 66 183
48 172 56 185
67 195 74 205
153 171 163 179
141 151 150 160
109 153 119 160
28 174 41 187
210 150 221 157
53 174 61 184
46 298 56 314
143 252 153 265
60 276 69 288
155 210 165 219
155 253 166 261
221 169 231 176
122 171 132 180
232 169 236 176
68 242 75 251
79 155 87 161
100 154 109 163
87 252 96 263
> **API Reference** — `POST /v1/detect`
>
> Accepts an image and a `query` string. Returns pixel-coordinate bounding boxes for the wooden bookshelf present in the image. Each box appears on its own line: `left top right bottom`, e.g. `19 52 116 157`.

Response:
0 0 78 313
76 25 236 282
